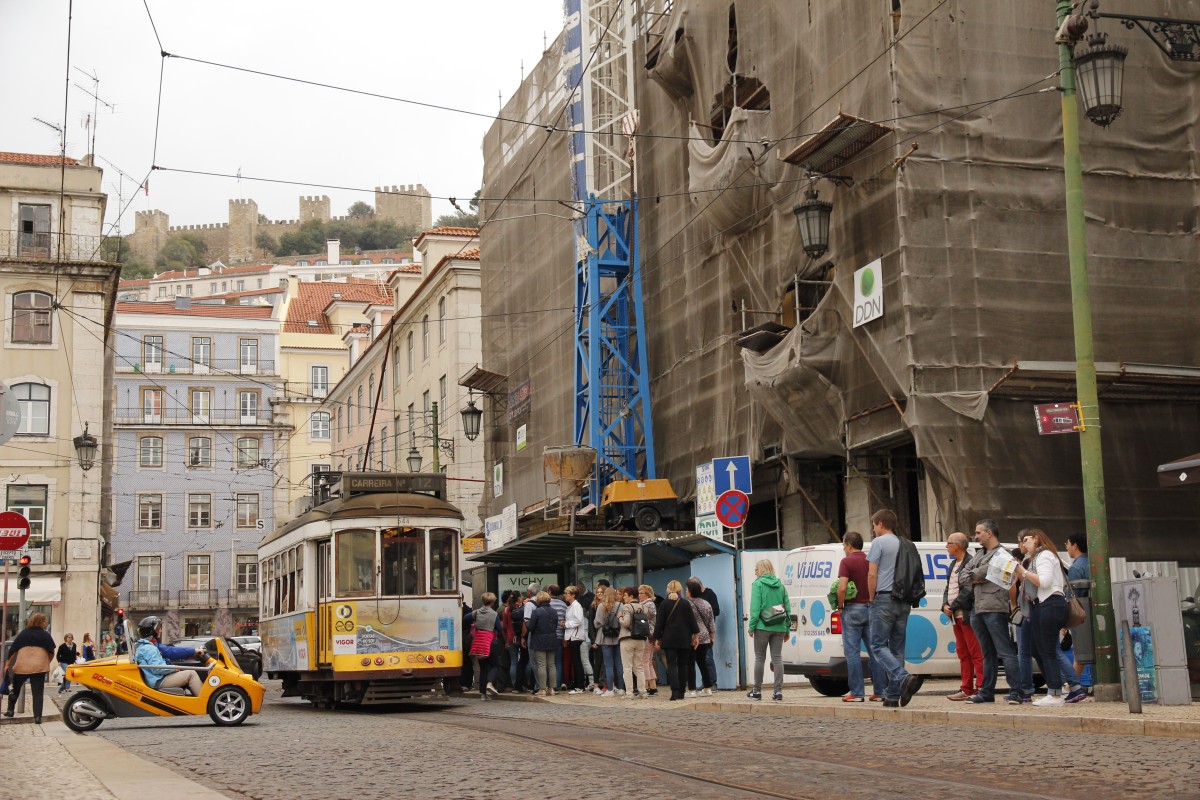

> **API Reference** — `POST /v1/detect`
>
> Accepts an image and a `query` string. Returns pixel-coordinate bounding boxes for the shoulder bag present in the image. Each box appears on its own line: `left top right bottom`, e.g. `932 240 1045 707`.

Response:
758 585 789 626
1060 563 1087 629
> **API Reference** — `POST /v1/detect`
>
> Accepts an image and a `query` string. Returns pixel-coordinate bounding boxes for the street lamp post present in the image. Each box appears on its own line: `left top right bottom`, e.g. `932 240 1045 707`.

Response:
1056 0 1120 701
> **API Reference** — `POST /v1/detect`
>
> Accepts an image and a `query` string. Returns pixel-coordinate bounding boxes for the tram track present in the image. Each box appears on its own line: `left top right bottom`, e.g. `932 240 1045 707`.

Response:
400 707 1062 800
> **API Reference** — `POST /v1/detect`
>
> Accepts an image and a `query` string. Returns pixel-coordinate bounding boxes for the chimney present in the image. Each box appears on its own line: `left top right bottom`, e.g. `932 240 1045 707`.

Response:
327 239 340 265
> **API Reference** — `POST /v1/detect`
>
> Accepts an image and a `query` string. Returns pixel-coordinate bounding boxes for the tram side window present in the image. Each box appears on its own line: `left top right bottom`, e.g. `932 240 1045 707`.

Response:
336 529 377 597
429 528 458 594
382 527 426 596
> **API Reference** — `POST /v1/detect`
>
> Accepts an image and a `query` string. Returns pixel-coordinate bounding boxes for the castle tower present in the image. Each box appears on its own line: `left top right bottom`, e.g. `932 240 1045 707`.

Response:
375 184 432 232
227 199 259 264
128 209 170 265
299 195 331 223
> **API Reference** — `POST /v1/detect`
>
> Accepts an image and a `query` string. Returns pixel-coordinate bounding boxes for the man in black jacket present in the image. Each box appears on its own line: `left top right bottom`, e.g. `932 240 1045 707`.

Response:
941 532 983 700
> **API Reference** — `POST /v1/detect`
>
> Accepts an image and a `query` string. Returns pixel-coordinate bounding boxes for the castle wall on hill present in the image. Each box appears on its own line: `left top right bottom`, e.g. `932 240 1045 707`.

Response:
127 186 431 265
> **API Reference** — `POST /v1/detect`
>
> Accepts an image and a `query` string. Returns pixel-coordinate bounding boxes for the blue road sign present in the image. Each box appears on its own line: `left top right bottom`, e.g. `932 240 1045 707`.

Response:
713 456 752 495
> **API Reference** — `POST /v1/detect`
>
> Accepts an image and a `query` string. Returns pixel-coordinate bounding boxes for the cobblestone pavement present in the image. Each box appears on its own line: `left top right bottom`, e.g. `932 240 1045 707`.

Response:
69 683 1199 800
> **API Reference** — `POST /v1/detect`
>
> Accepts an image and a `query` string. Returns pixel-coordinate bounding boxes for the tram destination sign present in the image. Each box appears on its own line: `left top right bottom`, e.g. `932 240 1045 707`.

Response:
338 472 447 498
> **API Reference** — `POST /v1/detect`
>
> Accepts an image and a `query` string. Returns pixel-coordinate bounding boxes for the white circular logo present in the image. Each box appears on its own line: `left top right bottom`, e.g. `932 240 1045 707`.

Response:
208 675 220 687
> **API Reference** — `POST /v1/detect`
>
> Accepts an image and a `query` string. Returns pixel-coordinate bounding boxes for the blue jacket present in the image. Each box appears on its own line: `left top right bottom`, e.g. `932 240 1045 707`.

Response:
134 639 199 689
526 602 559 651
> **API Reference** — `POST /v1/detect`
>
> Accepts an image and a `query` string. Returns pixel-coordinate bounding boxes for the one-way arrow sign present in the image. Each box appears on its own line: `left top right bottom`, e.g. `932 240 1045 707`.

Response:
713 455 752 495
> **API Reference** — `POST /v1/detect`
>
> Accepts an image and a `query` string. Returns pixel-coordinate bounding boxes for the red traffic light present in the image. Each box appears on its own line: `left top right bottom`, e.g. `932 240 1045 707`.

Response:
18 555 31 566
117 608 125 617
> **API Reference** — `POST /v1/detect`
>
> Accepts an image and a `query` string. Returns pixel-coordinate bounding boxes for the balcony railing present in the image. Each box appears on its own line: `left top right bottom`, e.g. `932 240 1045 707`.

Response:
126 590 170 610
119 358 276 376
178 589 219 608
0 229 107 263
113 406 274 425
227 589 259 608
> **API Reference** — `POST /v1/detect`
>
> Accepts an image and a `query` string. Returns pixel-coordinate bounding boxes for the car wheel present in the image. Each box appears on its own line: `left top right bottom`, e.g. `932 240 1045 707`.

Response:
634 506 662 531
208 686 251 726
62 692 105 732
807 676 850 697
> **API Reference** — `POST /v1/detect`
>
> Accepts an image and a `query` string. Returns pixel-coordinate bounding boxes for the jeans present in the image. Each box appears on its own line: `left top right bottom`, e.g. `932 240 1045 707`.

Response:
600 643 625 690
58 664 73 693
952 616 984 695
868 598 911 700
841 603 885 697
1031 594 1068 696
692 643 715 689
507 643 523 690
970 611 1020 701
751 629 785 694
1017 620 1036 697
533 649 557 692
620 638 646 694
6 672 46 719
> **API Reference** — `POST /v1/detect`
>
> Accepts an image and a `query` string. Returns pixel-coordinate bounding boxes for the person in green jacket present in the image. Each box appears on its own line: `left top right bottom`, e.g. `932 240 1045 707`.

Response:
747 559 790 700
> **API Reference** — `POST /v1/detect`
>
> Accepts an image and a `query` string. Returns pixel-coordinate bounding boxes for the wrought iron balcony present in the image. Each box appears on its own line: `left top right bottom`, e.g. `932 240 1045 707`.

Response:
126 590 170 610
226 589 259 608
0 229 107 263
117 358 276 376
178 589 219 608
113 406 275 425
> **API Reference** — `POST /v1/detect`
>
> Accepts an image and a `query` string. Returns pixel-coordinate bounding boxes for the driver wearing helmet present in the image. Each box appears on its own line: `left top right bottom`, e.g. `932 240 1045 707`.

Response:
133 616 206 696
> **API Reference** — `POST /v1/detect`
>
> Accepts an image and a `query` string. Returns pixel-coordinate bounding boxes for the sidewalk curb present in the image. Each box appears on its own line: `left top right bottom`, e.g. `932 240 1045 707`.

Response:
689 701 1200 739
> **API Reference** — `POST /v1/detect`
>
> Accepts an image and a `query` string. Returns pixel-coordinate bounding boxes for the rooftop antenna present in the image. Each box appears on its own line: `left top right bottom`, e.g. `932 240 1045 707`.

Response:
33 117 65 152
72 66 112 157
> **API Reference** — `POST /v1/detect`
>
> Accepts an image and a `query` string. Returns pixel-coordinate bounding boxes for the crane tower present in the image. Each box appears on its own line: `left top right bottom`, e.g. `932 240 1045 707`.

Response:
563 0 656 499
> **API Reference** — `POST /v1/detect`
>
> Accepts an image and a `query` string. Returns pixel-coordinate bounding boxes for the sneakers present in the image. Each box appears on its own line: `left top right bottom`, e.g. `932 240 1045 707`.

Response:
868 694 883 702
646 688 658 696
1064 687 1088 704
1004 693 1032 705
842 694 865 703
947 691 971 701
699 688 712 697
486 683 499 697
967 694 994 703
600 690 613 697
613 688 625 696
746 690 762 700
568 688 582 694
772 692 783 701
1033 694 1065 707
533 690 546 697
686 690 697 698
882 698 900 707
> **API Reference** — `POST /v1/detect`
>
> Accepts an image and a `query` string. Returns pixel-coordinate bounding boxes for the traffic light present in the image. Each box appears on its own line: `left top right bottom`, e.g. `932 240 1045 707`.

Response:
114 607 126 636
17 555 31 590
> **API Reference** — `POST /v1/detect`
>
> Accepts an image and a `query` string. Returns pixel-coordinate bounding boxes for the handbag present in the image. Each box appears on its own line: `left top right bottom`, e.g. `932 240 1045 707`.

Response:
1060 564 1087 629
758 586 789 626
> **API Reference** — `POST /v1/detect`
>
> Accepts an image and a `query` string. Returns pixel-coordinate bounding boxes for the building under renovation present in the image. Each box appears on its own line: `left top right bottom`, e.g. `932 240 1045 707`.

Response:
474 0 1200 565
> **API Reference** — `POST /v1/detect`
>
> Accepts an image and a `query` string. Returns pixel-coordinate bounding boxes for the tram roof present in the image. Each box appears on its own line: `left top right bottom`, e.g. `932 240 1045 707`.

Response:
262 491 464 547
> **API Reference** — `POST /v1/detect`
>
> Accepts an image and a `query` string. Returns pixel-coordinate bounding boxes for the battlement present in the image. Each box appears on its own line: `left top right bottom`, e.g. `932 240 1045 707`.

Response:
375 184 430 196
168 222 230 232
229 198 258 208
301 195 330 202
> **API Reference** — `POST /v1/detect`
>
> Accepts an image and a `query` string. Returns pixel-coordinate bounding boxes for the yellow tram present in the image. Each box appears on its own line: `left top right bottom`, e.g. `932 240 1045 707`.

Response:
257 472 464 706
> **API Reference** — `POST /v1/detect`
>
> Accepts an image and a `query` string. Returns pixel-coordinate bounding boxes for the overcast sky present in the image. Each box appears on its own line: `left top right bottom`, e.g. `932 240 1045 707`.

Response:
0 0 566 232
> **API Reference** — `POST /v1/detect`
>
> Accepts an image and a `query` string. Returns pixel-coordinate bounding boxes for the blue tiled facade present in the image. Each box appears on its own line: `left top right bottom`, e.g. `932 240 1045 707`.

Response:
111 315 282 640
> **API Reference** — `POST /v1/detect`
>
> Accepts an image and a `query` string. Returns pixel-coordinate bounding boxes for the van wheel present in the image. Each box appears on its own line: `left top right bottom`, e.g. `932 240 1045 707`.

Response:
808 676 849 697
634 506 662 531
62 692 105 732
208 686 251 726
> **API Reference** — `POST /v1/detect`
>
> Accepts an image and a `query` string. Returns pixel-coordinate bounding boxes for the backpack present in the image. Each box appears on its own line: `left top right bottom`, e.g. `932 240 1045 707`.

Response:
628 603 651 640
890 536 927 607
600 607 621 639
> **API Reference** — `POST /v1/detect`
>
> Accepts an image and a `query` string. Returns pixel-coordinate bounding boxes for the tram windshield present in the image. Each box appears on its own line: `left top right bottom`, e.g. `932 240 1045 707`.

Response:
336 529 377 597
382 527 425 595
328 526 460 599
429 528 458 594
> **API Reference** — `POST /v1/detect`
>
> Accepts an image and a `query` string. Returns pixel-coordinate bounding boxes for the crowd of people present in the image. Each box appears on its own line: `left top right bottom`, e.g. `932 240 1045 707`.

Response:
460 576 723 700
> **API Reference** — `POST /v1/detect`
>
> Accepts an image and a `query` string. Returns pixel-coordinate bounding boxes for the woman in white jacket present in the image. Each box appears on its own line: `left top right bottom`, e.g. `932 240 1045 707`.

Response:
563 587 588 693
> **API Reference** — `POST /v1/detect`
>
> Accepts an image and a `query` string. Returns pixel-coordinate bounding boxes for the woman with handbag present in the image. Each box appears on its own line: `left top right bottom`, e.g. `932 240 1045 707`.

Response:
464 592 502 699
651 579 699 701
4 613 56 724
56 633 78 694
1014 528 1070 707
748 559 789 701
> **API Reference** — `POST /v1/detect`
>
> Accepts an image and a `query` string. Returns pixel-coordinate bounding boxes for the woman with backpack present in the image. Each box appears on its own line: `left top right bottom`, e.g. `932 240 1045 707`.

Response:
592 587 625 696
616 586 650 698
687 582 717 697
748 559 790 701
526 591 559 696
653 580 700 701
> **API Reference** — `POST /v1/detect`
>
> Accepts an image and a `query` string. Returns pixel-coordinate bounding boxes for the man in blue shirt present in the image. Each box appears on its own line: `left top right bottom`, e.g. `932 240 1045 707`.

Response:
866 509 919 707
133 616 206 695
1066 533 1089 583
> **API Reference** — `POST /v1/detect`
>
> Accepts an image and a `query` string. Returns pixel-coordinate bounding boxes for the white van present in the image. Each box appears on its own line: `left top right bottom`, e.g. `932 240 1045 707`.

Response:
781 541 970 696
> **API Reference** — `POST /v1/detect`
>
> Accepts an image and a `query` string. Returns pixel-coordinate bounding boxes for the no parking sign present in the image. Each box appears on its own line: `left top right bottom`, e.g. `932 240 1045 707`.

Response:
715 490 749 528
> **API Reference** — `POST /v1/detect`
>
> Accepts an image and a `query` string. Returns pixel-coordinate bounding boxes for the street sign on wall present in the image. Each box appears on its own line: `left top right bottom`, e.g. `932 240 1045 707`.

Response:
713 456 752 495
1035 402 1081 435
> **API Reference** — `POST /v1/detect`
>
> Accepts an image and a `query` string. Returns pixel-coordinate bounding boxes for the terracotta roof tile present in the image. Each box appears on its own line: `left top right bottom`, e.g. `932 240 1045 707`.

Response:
0 151 80 166
116 302 275 319
413 227 479 249
153 263 274 281
118 279 151 287
283 281 391 334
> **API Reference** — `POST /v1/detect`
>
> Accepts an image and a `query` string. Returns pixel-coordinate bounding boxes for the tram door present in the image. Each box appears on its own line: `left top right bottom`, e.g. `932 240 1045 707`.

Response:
317 540 332 665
